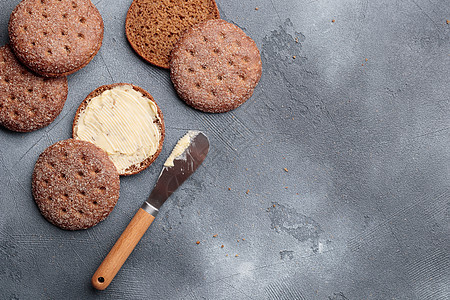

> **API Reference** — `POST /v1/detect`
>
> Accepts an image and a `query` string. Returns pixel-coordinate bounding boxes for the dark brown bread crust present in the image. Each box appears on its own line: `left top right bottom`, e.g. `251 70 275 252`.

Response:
125 0 220 69
170 19 262 113
72 83 165 176
0 44 68 132
8 0 104 77
32 139 120 230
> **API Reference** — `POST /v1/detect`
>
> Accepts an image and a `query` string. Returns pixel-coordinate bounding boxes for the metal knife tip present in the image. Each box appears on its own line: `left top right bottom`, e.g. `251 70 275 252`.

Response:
164 131 202 167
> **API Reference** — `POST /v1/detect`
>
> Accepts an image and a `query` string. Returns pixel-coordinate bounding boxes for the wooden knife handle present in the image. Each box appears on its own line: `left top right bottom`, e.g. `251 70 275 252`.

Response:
91 208 155 290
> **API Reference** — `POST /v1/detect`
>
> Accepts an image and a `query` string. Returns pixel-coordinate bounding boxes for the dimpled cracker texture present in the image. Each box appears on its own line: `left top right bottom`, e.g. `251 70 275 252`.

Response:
0 44 68 132
125 0 220 68
170 19 262 113
32 139 120 230
8 0 104 77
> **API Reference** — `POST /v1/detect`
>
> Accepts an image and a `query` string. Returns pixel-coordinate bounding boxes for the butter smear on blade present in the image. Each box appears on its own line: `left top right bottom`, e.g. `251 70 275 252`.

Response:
164 131 199 167
74 85 161 173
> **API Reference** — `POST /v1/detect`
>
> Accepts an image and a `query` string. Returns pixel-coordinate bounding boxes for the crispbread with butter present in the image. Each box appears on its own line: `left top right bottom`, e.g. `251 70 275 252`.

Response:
72 83 165 176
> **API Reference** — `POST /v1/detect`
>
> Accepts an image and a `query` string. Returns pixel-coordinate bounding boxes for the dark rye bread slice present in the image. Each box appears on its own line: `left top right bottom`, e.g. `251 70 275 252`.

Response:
72 83 165 176
8 0 104 77
0 44 68 132
32 139 120 230
125 0 220 69
170 19 262 113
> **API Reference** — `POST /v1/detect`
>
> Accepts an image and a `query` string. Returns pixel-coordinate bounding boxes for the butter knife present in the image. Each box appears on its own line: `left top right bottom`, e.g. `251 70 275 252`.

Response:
92 131 209 290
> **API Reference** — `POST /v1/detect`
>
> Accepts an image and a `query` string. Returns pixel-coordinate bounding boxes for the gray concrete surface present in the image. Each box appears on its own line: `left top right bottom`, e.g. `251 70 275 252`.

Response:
1 0 449 299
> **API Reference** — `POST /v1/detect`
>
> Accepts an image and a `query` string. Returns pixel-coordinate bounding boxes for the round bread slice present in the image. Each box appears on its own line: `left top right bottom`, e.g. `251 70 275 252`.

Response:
8 0 104 77
32 139 120 230
125 0 220 69
72 83 165 176
170 19 262 113
0 44 68 132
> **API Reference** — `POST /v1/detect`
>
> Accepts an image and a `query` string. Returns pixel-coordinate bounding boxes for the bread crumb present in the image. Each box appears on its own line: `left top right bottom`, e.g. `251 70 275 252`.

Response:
361 63 364 66
213 234 218 238
228 187 231 191
332 19 335 23
237 239 240 242
273 204 276 208
246 189 249 194
242 238 245 241
292 56 296 59
255 7 259 10
447 20 449 24
365 58 368 62
295 37 299 43
284 168 288 172
285 186 288 189
235 254 239 257
196 241 200 245
221 245 224 248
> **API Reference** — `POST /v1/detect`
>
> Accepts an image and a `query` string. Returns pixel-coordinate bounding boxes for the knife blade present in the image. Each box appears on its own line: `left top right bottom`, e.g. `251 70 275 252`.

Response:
92 131 209 290
143 131 209 212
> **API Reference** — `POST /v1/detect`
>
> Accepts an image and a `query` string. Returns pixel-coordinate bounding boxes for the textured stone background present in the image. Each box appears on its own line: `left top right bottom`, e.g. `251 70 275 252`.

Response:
1 0 449 299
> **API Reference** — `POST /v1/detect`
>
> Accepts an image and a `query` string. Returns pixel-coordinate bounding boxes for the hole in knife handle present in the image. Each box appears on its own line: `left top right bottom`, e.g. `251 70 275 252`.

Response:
97 277 105 283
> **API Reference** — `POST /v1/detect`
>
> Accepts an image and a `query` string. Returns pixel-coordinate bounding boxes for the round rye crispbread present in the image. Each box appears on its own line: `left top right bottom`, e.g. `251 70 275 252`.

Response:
125 0 220 69
72 83 165 176
32 139 120 230
0 44 68 132
170 19 262 113
8 0 104 77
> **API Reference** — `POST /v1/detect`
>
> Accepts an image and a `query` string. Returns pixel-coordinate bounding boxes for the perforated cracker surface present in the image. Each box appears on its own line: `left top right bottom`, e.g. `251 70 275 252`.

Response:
125 0 220 69
170 19 262 113
32 139 120 230
8 0 104 77
0 45 67 132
